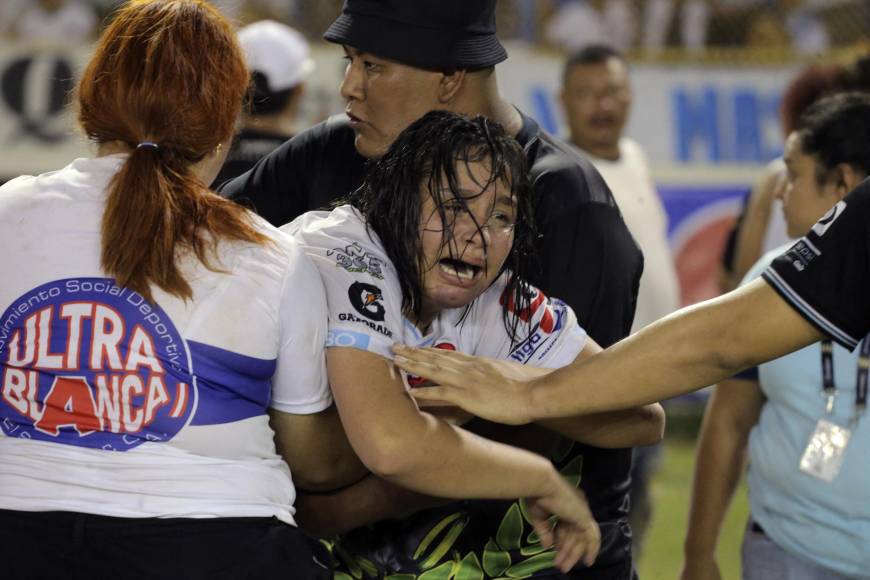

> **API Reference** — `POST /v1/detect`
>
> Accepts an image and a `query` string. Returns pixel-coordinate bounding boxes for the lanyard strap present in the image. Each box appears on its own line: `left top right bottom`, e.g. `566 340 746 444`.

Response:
857 337 870 416
820 336 870 417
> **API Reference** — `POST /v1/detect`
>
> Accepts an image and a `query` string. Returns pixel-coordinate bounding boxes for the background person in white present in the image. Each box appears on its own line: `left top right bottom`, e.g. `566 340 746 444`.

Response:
560 43 680 559
560 44 680 334
0 2 364 576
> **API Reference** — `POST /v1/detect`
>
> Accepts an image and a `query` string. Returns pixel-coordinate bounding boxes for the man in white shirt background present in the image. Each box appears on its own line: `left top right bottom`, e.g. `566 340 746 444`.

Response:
560 43 681 560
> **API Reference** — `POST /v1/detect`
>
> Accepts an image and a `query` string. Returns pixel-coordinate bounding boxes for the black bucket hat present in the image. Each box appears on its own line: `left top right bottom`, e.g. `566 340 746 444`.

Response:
324 0 508 71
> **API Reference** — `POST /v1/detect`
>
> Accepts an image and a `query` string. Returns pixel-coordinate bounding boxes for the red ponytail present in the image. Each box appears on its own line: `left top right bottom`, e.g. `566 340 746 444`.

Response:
78 0 267 302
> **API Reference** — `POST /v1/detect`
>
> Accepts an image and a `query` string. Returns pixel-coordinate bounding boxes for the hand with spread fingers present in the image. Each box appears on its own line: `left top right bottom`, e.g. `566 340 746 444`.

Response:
393 344 548 425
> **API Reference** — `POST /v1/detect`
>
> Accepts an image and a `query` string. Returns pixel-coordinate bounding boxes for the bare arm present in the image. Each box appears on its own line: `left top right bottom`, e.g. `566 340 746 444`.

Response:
417 338 665 447
269 405 368 492
296 417 590 536
298 337 662 534
329 347 564 498
297 403 664 536
539 404 666 449
395 279 822 422
528 280 820 416
295 475 444 537
326 346 600 569
535 339 666 447
679 379 764 580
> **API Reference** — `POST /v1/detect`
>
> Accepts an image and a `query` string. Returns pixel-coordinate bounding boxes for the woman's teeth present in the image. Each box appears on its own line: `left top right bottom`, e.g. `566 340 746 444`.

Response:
440 261 475 280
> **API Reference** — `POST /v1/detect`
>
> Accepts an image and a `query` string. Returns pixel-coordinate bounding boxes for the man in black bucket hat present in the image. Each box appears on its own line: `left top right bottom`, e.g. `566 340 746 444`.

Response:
220 1 651 578
323 0 508 72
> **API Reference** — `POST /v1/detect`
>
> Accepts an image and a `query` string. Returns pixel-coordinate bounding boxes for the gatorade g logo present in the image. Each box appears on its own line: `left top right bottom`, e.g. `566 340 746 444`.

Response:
0 279 195 451
348 282 385 322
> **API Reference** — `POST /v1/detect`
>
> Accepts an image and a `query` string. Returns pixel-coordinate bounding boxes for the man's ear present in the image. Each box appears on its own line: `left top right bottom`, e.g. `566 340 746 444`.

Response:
437 69 466 104
833 163 865 199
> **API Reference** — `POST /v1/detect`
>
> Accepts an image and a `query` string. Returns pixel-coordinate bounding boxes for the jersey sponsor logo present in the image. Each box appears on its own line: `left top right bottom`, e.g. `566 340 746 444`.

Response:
337 313 393 338
327 242 386 279
0 278 194 451
499 285 559 333
784 239 820 272
406 342 455 388
509 305 567 364
499 285 567 363
811 200 846 237
348 281 386 322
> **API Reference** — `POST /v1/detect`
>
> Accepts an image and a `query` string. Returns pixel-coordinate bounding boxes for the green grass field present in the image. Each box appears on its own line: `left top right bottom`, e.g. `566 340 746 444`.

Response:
636 407 750 580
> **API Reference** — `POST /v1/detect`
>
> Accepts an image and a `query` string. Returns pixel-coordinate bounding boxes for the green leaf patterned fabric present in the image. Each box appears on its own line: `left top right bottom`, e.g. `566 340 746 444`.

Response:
328 441 587 578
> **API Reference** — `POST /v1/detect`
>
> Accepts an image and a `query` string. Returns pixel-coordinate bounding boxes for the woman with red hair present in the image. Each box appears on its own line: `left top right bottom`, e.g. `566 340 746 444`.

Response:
0 1 364 577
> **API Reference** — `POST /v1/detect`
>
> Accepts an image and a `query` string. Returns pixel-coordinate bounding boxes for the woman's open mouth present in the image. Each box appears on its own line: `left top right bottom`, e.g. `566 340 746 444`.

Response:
438 258 482 281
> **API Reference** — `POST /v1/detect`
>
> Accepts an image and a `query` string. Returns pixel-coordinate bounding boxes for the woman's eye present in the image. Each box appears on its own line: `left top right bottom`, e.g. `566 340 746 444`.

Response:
489 212 514 226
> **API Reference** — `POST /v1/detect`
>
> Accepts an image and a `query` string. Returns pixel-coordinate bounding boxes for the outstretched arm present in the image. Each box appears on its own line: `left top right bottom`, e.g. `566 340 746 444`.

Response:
394 279 822 423
534 338 665 447
418 339 665 447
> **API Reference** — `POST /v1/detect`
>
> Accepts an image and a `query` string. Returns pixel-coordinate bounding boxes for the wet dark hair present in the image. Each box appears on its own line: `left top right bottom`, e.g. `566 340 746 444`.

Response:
796 92 870 185
350 110 537 340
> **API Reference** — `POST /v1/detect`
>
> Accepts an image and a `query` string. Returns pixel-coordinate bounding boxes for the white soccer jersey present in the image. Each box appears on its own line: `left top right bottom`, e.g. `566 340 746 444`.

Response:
286 206 587 378
0 155 331 524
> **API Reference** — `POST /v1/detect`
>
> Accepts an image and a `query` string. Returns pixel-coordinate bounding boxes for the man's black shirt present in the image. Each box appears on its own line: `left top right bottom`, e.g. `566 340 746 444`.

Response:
220 116 366 216
212 127 299 189
220 113 643 578
764 178 870 351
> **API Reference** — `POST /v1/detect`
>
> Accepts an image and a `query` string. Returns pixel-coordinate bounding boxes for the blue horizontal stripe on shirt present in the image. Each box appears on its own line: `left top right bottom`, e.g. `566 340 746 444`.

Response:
187 340 275 426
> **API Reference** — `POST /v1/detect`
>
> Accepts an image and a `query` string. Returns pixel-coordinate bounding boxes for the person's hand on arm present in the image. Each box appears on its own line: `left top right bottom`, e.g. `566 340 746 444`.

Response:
679 378 764 580
393 279 823 421
327 346 600 570
413 339 666 447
